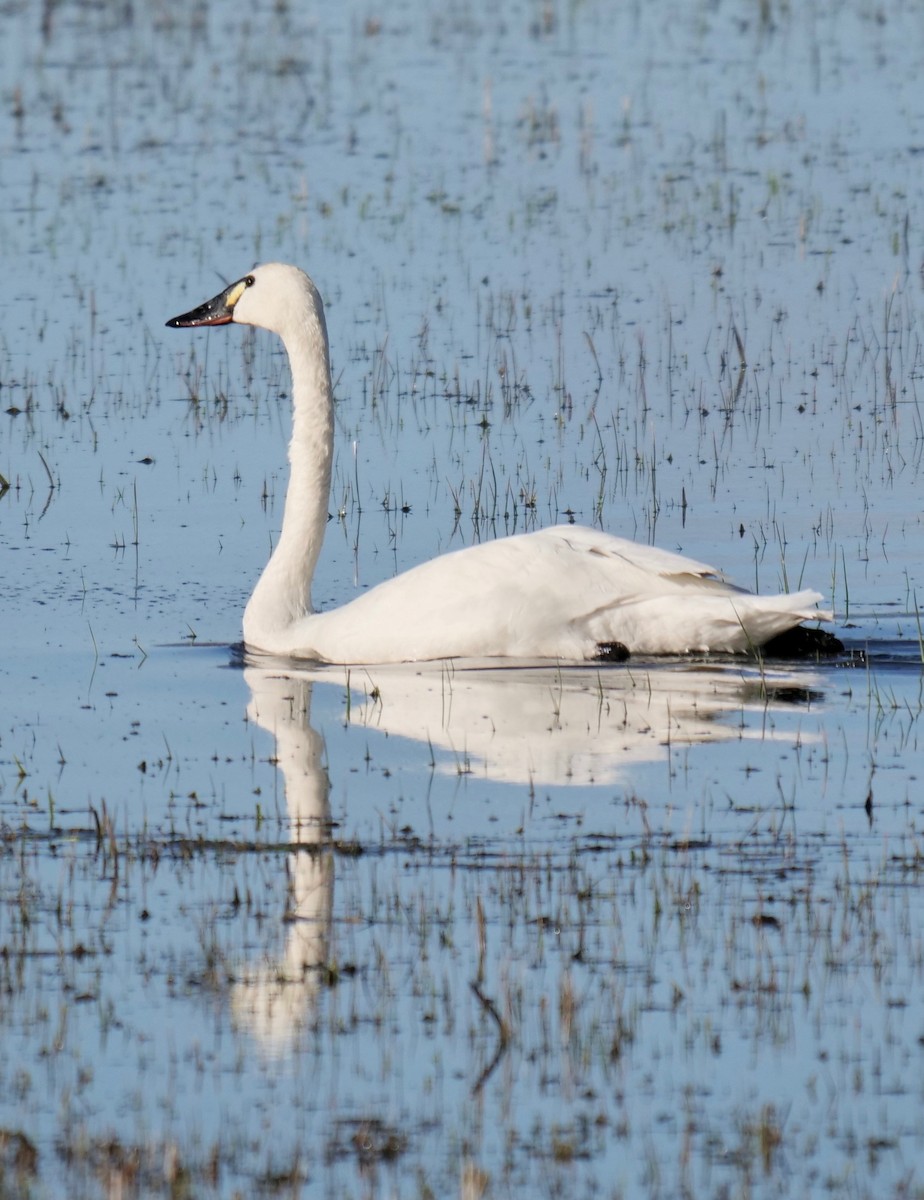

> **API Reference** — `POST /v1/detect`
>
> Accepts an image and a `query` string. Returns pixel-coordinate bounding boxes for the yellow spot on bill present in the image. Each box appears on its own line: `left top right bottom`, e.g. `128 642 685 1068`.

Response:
226 279 248 308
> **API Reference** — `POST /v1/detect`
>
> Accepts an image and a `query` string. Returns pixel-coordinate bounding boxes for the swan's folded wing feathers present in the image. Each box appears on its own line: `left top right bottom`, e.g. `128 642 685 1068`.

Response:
561 527 732 586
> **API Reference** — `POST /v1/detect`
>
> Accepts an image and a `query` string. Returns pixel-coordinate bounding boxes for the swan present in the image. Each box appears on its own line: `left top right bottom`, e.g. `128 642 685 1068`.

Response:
167 263 837 664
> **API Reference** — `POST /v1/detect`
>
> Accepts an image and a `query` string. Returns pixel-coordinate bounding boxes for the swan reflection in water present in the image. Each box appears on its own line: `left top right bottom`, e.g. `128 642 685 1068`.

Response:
231 659 823 1051
325 658 824 787
230 669 334 1049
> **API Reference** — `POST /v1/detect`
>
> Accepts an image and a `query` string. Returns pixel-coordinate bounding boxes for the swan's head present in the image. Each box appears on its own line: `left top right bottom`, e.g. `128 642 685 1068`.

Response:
166 263 321 338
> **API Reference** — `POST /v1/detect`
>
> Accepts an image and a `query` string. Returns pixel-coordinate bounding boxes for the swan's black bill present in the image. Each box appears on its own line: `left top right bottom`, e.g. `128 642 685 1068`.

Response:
166 275 253 329
166 287 235 328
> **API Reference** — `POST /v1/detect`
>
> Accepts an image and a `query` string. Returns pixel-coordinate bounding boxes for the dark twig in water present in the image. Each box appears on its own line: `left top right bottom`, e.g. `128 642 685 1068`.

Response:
36 450 55 519
470 981 511 1093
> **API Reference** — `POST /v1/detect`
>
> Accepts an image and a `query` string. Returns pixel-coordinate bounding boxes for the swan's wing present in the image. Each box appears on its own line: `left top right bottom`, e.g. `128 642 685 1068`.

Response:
540 525 735 588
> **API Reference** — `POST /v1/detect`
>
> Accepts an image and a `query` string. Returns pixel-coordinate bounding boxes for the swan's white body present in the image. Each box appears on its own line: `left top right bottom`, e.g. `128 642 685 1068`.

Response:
168 263 832 664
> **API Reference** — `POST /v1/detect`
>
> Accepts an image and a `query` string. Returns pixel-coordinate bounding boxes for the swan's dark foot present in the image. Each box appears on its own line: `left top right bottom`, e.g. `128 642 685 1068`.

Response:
760 626 845 659
595 641 631 662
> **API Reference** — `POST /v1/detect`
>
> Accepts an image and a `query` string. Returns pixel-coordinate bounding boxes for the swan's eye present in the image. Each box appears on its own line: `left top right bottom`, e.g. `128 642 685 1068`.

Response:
245 275 255 287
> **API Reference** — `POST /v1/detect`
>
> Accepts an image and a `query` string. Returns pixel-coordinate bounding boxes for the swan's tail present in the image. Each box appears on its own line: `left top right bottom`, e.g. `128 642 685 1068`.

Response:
729 589 832 651
594 588 833 656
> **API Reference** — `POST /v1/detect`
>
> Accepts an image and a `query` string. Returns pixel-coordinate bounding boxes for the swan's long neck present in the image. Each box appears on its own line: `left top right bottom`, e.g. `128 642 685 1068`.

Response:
243 297 334 643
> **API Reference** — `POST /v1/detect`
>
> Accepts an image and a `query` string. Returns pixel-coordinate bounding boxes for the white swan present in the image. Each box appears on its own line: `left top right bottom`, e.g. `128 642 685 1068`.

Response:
167 263 835 664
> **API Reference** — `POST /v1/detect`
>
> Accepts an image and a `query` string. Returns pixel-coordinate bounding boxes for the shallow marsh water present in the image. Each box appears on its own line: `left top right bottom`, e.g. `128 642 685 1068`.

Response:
3 0 924 1196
